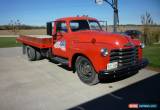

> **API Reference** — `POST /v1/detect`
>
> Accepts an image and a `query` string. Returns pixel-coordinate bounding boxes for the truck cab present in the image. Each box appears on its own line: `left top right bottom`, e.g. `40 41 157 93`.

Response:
47 17 102 58
17 16 148 85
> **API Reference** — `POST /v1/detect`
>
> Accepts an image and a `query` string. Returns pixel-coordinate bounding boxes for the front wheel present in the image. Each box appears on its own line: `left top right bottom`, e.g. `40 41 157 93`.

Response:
75 56 99 85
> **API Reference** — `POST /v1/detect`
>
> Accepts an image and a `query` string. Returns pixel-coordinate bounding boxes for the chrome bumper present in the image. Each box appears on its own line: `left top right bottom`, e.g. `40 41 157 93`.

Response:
99 58 149 77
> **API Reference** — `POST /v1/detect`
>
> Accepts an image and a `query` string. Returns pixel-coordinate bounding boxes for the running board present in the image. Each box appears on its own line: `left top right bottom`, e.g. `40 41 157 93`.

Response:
51 57 69 65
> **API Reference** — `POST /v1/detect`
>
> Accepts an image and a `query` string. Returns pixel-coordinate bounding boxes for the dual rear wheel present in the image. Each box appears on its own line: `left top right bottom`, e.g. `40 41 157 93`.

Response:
26 46 42 61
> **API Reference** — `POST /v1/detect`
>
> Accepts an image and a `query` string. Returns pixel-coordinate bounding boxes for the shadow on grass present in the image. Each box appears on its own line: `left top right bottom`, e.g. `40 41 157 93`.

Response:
68 73 160 110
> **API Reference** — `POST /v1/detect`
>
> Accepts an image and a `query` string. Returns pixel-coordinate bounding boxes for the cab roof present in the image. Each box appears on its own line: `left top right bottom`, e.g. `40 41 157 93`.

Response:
55 16 98 22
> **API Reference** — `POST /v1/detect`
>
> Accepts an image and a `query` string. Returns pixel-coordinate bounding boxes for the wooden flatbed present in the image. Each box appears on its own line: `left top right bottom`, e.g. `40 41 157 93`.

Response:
16 35 52 48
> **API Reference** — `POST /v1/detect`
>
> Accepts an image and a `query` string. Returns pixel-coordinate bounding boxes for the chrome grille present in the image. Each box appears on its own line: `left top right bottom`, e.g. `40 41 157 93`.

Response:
110 47 138 67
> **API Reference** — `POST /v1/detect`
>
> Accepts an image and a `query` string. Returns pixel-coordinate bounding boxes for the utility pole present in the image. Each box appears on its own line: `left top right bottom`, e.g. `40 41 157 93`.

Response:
95 0 119 32
113 0 118 32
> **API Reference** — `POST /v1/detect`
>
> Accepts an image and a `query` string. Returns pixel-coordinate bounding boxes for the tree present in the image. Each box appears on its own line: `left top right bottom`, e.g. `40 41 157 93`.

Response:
141 12 154 45
9 19 21 34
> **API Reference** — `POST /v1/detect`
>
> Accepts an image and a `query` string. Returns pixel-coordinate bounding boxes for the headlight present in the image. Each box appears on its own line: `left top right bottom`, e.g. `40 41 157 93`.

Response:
140 43 145 48
100 48 108 56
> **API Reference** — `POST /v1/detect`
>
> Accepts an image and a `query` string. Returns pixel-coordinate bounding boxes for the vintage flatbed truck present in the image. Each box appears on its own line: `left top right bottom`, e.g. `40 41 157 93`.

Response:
17 16 148 85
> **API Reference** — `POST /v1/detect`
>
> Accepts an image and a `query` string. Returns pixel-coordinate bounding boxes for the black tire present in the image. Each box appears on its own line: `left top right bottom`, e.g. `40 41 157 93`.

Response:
35 50 42 60
75 56 99 85
47 48 53 59
26 46 36 61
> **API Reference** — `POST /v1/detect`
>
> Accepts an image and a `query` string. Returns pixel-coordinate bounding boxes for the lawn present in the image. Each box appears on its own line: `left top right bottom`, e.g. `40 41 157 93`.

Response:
143 44 160 68
0 37 21 48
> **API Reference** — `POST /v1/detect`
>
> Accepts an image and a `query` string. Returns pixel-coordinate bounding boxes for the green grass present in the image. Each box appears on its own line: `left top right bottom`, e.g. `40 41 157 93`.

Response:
0 37 21 48
143 44 160 68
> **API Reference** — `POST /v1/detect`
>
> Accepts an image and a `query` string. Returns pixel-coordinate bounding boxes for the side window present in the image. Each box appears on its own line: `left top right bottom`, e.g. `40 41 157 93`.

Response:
70 20 90 32
56 22 68 33
89 21 100 30
70 22 79 32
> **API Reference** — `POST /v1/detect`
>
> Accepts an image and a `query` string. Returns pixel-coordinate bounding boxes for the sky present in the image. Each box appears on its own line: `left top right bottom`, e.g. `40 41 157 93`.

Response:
0 0 160 26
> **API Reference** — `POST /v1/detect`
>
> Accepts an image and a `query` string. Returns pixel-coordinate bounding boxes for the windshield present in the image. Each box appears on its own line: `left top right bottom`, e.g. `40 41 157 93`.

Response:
70 20 102 32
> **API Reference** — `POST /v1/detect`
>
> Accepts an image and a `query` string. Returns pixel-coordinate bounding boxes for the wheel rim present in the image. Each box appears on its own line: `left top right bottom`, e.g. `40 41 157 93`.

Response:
78 59 93 80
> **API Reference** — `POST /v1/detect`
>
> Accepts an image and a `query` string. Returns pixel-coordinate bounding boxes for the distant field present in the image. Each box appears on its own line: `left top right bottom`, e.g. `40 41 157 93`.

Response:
105 25 160 32
0 25 160 36
106 25 143 32
0 29 46 35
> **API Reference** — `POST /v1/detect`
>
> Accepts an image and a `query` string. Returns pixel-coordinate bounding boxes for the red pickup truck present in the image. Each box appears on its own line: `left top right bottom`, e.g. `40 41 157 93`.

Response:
17 16 148 85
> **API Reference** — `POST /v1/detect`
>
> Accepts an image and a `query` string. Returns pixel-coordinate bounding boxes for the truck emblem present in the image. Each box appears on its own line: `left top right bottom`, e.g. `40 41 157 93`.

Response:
54 40 66 51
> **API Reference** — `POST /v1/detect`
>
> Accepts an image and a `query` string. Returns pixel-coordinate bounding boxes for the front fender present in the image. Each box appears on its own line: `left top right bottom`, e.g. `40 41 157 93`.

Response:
69 42 112 73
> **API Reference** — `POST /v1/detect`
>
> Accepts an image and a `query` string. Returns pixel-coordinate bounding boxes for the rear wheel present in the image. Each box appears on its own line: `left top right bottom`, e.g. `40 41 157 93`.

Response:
75 56 99 85
35 50 42 60
26 46 36 61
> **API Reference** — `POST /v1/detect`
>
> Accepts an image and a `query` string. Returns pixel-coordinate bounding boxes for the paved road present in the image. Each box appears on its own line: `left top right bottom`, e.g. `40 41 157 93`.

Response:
0 47 159 110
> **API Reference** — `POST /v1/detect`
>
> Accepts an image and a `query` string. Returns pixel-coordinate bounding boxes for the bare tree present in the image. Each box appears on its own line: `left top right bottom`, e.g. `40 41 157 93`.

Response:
9 19 21 34
141 12 154 45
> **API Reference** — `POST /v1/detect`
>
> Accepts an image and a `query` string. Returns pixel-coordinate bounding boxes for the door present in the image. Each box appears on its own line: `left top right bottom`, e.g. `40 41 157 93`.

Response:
52 21 69 58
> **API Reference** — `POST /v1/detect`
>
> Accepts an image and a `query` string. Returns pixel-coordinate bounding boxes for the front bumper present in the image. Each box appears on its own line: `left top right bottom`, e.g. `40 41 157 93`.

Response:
99 58 149 77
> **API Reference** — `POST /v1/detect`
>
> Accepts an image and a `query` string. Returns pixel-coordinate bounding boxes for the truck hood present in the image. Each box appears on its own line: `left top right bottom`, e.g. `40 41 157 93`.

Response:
75 30 135 48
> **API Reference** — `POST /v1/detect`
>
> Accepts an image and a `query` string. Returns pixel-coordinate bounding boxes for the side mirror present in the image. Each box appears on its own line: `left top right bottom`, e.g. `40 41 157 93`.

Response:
46 22 52 36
